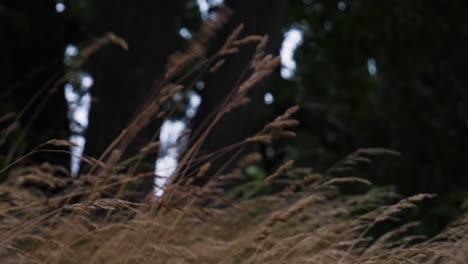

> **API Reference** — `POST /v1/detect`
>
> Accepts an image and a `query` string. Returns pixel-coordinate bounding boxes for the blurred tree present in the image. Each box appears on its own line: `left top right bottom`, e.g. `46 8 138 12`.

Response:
290 0 468 192
0 1 69 168
191 0 289 176
281 0 468 230
83 1 185 169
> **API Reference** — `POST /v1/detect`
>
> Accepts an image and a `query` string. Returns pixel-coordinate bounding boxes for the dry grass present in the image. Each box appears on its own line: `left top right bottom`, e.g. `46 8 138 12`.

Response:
1 157 468 264
1 6 468 264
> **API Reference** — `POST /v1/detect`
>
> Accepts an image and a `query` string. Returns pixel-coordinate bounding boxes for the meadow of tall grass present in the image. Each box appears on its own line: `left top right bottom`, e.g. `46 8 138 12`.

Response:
1 8 467 264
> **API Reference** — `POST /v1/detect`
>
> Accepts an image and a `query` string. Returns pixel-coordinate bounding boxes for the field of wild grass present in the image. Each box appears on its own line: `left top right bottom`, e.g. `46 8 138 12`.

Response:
1 151 468 263
2 8 468 264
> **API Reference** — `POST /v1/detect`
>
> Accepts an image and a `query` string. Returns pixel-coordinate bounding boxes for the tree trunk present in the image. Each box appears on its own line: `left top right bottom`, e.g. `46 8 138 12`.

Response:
84 1 184 169
190 0 289 176
0 1 69 169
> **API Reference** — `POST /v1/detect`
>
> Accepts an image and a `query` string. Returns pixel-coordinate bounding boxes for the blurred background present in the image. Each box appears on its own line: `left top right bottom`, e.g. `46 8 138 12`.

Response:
1 0 468 235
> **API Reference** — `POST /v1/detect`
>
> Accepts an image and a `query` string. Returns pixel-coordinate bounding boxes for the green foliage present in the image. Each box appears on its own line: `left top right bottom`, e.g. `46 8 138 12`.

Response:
246 164 267 181
283 0 468 197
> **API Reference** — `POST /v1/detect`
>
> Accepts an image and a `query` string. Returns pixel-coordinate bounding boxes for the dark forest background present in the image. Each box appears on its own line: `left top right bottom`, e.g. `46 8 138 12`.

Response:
1 0 468 235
